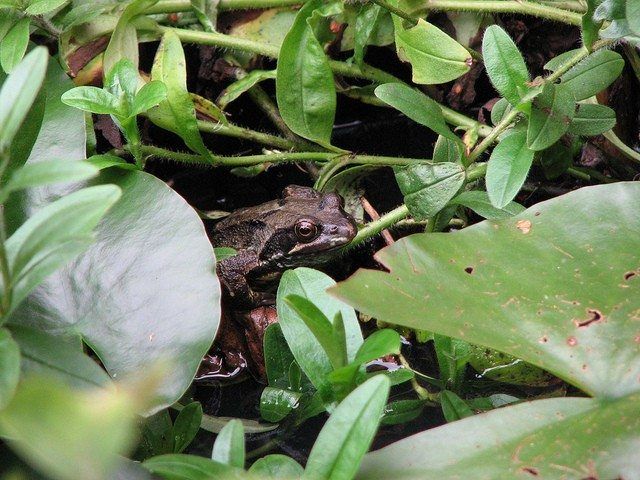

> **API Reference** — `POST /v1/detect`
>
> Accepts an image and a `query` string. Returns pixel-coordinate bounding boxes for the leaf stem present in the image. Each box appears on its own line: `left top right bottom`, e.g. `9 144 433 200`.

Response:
467 108 520 164
419 0 582 25
350 205 410 247
370 0 417 24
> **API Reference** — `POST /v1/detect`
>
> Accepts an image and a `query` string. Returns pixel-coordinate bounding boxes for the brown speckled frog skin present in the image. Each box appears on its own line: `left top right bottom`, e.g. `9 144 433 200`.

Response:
211 185 357 308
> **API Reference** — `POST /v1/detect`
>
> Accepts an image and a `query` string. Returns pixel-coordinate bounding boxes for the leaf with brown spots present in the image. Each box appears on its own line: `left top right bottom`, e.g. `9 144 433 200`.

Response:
332 182 640 398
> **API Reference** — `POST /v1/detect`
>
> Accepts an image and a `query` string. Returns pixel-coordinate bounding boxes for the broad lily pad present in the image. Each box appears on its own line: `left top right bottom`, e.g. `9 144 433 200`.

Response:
332 183 640 398
8 169 220 413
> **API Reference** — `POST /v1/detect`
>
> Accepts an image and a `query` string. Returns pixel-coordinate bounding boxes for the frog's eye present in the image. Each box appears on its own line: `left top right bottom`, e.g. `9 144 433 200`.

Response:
295 220 318 242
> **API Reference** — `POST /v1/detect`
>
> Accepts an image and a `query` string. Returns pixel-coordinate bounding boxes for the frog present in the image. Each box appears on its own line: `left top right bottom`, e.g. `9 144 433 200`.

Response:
211 184 358 309
198 185 357 383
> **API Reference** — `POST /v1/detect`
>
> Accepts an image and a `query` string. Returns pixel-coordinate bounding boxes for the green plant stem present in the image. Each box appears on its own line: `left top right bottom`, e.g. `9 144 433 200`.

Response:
0 155 11 318
134 144 436 167
350 205 410 247
419 0 582 25
371 0 417 24
398 354 439 402
247 86 301 143
149 0 303 13
198 120 303 151
467 108 519 164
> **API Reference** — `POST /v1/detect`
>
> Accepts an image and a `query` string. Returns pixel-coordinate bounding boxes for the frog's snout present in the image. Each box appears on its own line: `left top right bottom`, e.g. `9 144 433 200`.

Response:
332 216 357 243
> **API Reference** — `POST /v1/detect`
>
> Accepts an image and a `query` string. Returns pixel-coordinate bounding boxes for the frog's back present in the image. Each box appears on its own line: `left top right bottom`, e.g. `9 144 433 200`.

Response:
210 200 281 251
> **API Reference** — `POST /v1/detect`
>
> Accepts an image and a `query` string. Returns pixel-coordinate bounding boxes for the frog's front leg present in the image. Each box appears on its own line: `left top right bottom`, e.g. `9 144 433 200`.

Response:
216 253 275 308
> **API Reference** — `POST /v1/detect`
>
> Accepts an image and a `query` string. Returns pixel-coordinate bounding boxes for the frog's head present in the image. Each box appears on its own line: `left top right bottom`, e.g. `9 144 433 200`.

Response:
262 185 357 263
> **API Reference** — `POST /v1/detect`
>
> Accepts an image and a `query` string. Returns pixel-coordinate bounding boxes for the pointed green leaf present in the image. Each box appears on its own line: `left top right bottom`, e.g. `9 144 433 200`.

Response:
211 419 245 469
561 49 624 101
276 0 336 147
61 86 121 115
486 131 534 208
0 46 47 152
0 328 20 409
375 83 459 142
249 454 304 478
172 402 202 454
482 25 529 106
130 80 167 117
25 0 70 15
149 30 213 162
305 376 390 480
568 102 617 136
0 17 30 73
354 329 401 365
527 83 575 151
449 190 525 219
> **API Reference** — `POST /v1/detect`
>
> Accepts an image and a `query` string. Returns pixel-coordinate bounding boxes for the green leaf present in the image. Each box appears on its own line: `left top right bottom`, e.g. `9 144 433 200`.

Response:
354 329 401 365
331 182 640 398
276 0 336 147
25 0 70 15
486 130 534 208
0 328 20 409
381 399 426 425
248 454 304 478
149 31 213 161
490 97 511 126
276 268 363 391
143 454 245 479
260 386 301 422
0 0 19 8
2 160 98 202
449 190 525 220
353 3 384 68
103 0 159 76
395 162 465 220
392 13 471 85
357 395 640 478
61 86 121 115
628 0 640 34
6 185 120 292
0 376 141 480
284 295 348 370
216 69 276 109
211 419 245 469
374 83 459 142
482 25 529 106
434 334 471 392
264 323 296 389
305 376 390 480
568 102 617 136
130 80 167 117
7 169 220 413
0 46 47 152
543 49 581 72
86 154 137 171
9 325 111 389
433 135 462 164
440 390 474 422
0 17 30 73
172 402 202 454
526 83 575 151
582 0 603 49
561 49 625 101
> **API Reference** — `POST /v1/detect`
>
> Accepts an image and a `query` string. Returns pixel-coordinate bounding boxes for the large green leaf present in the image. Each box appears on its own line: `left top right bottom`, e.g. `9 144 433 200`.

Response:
560 49 624 101
276 0 336 147
7 169 220 413
332 182 640 398
357 394 640 479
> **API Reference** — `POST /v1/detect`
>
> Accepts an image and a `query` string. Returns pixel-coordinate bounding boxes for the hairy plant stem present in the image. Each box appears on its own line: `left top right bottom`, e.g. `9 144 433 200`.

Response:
133 144 437 167
418 0 582 25
371 0 417 23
